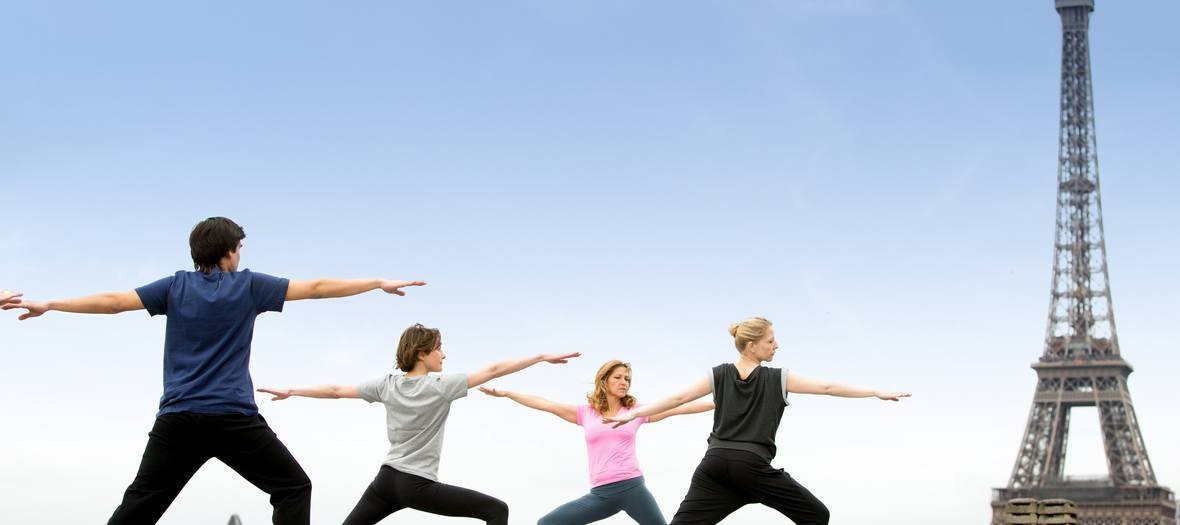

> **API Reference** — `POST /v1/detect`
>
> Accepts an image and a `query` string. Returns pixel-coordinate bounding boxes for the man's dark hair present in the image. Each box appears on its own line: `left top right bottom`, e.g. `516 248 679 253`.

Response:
189 217 246 272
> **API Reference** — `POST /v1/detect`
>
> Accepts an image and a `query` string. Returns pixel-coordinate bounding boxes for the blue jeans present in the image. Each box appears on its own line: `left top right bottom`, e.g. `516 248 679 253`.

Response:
538 476 667 525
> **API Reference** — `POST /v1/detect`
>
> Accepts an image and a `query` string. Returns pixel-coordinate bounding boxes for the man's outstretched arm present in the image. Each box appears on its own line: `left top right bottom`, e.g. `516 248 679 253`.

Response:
3 291 144 320
285 279 426 301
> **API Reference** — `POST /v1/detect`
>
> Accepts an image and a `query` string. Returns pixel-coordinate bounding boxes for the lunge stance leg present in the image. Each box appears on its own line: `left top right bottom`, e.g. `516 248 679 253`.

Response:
108 414 212 525
215 415 313 525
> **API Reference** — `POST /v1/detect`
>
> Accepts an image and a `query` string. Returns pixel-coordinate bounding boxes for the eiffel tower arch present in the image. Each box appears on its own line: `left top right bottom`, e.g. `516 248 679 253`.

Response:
990 2 1175 524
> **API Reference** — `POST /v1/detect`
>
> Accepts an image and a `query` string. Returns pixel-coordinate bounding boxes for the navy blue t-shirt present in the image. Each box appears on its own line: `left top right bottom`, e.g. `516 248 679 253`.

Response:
135 269 289 416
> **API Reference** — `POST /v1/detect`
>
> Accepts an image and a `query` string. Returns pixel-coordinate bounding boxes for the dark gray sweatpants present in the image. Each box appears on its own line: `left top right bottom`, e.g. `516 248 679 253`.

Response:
538 476 667 525
668 449 829 525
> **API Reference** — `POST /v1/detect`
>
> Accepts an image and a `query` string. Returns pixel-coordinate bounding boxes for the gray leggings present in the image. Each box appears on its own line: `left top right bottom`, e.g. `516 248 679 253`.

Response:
538 476 667 525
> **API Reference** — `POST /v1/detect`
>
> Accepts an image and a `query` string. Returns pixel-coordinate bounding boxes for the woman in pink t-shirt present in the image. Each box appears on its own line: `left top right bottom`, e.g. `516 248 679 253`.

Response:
480 359 713 525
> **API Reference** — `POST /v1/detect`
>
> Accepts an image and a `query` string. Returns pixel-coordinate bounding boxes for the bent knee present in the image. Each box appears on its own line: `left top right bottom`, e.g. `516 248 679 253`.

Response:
484 497 508 521
275 475 312 498
810 503 830 525
290 473 313 493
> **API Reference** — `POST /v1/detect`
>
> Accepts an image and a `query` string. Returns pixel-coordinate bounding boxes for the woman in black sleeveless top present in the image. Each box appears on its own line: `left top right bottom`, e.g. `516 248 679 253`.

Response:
604 317 908 525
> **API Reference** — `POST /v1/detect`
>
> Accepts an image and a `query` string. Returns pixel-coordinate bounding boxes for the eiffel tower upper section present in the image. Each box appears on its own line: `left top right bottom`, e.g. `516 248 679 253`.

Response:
1042 0 1119 364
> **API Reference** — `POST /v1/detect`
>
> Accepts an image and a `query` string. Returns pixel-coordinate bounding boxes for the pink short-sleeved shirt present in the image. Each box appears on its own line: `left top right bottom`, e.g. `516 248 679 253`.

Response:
576 404 648 487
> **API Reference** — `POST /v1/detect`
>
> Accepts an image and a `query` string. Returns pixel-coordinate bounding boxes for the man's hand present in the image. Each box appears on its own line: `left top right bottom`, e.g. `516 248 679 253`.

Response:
3 301 49 321
380 280 427 296
0 289 21 306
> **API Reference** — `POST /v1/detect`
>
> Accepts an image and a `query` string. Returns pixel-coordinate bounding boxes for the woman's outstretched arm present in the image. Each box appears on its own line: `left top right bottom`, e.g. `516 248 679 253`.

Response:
603 376 711 428
785 370 909 401
478 386 578 424
466 352 581 389
647 400 715 423
257 385 361 400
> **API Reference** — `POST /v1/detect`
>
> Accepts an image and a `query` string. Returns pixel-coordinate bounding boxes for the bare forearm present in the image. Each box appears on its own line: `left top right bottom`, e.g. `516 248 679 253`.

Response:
468 352 577 389
649 400 714 422
299 279 383 300
286 278 426 301
289 385 356 399
49 292 141 314
787 371 908 401
503 391 554 412
822 383 879 398
634 377 712 419
633 392 699 419
673 400 715 416
484 355 544 381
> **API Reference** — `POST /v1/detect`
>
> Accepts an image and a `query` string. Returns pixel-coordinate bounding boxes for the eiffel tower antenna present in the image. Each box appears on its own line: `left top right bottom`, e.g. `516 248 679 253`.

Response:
991 1 1175 523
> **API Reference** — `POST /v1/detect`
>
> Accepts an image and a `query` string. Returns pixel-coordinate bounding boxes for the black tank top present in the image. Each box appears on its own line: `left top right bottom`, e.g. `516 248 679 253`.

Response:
706 363 788 462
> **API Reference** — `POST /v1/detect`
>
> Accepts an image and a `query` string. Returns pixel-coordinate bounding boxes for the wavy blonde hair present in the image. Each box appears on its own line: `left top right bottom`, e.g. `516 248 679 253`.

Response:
729 317 773 352
586 360 636 416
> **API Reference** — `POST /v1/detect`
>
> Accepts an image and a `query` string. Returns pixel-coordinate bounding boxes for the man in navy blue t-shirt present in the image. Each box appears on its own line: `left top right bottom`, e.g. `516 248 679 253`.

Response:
5 217 426 525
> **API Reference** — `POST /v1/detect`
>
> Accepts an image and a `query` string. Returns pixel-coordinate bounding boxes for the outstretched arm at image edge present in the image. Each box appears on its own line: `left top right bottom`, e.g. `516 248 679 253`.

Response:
3 291 144 320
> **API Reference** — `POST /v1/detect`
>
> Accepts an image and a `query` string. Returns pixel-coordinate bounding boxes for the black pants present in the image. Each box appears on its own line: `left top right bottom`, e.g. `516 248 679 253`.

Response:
107 412 312 525
669 449 829 525
342 465 509 525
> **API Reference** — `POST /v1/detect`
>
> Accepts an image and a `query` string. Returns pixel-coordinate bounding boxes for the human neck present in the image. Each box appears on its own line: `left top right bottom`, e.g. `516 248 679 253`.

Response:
736 354 761 371
405 364 430 378
605 395 623 414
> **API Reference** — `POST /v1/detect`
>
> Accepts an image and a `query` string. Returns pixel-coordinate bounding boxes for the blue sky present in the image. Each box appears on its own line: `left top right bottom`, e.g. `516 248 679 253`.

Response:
2 1 1178 523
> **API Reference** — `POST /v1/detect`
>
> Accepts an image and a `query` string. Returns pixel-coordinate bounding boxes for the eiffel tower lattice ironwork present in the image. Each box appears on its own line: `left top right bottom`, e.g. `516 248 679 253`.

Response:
991 2 1175 524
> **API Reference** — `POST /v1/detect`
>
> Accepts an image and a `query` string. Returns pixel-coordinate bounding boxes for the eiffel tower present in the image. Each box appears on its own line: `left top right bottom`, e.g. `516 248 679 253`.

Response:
990 2 1176 524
